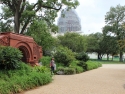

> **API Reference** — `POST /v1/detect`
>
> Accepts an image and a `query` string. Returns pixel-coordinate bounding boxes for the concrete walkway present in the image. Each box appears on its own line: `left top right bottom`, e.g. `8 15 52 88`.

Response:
23 64 125 94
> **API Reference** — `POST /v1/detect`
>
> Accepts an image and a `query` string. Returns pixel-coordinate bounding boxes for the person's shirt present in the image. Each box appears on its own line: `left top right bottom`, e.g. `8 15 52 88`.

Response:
50 60 55 67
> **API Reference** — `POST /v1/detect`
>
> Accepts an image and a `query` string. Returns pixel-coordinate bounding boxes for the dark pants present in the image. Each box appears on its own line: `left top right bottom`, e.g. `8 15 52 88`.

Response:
51 66 54 74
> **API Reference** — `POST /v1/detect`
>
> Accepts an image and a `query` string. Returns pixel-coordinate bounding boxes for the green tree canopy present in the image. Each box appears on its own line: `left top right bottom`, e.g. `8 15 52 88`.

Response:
0 0 79 34
86 32 103 60
100 35 119 60
103 4 125 61
25 20 58 56
58 32 87 53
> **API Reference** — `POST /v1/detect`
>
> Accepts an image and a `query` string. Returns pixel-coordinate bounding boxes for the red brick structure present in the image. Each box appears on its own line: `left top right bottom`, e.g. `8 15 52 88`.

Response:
0 32 42 65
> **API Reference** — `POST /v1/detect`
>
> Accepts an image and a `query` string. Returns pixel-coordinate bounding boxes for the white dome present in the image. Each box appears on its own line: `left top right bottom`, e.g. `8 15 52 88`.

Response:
57 9 81 33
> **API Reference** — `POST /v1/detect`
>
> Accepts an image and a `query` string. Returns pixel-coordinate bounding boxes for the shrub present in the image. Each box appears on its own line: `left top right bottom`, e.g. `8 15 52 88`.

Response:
70 66 84 73
64 67 76 75
40 56 51 67
69 61 84 73
76 51 89 62
0 63 52 94
77 61 87 71
57 67 76 75
69 60 78 67
86 60 102 70
33 66 50 73
57 66 65 71
54 46 75 66
75 66 84 73
0 46 23 70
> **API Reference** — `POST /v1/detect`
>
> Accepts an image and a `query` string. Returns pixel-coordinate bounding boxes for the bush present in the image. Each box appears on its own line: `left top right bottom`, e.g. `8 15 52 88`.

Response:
69 66 84 73
69 61 84 73
77 61 87 71
33 66 50 73
75 66 84 73
0 63 52 94
57 67 76 75
69 60 78 67
64 67 76 75
86 60 102 70
54 46 75 66
0 46 23 70
76 51 89 62
40 56 51 67
57 66 65 72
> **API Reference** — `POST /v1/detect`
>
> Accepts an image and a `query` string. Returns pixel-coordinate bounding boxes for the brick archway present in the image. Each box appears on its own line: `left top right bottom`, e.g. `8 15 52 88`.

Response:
18 46 30 63
0 32 42 65
15 42 32 63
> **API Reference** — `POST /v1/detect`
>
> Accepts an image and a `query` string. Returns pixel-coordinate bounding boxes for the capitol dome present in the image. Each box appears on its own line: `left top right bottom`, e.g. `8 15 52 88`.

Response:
57 9 81 33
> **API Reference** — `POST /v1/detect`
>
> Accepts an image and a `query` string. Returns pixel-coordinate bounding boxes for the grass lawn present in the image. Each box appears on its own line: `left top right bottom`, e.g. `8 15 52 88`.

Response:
98 60 125 64
90 57 125 64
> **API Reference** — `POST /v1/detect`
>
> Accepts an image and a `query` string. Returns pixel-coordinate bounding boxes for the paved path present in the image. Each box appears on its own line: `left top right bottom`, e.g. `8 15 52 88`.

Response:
23 64 125 94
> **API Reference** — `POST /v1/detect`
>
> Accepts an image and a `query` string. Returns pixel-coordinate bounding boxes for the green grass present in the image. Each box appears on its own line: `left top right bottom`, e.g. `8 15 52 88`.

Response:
102 57 119 61
99 61 125 64
0 63 52 94
90 58 125 64
86 60 102 70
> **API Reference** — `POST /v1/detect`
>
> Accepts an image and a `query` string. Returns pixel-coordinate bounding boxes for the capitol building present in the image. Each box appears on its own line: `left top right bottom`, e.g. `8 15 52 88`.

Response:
57 9 82 34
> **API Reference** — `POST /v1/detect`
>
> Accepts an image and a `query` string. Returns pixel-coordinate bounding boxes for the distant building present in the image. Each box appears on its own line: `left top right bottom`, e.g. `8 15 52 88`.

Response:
57 9 81 34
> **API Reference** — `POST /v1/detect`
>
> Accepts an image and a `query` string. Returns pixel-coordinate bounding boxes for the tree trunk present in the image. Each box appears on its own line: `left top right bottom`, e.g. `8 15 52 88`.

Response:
98 54 100 60
14 7 20 33
98 53 102 60
112 55 113 61
20 18 30 34
119 51 123 62
107 54 109 61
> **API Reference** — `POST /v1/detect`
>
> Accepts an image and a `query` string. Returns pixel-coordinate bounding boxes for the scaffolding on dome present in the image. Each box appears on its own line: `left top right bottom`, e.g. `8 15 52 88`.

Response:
57 9 81 33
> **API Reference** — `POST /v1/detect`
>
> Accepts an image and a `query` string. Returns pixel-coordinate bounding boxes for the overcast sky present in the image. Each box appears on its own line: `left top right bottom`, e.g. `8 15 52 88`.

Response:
73 0 125 34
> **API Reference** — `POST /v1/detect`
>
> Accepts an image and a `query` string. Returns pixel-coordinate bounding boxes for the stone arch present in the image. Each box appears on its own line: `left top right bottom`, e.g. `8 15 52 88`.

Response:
15 42 32 63
19 46 29 63
0 32 42 65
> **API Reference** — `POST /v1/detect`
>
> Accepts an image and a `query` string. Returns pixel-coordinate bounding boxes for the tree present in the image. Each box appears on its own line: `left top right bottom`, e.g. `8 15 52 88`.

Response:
25 20 58 56
0 21 13 32
86 32 103 60
100 35 119 60
0 0 79 34
58 32 87 53
103 4 125 61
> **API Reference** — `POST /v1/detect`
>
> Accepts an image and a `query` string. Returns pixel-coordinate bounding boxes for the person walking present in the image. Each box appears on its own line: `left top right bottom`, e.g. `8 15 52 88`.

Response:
50 58 56 75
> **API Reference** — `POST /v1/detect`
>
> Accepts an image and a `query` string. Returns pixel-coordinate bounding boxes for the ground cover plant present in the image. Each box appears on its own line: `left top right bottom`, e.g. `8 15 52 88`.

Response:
55 60 102 75
0 46 52 94
0 63 52 94
98 60 125 64
0 46 23 70
90 58 125 64
0 46 102 94
86 60 102 71
54 46 75 66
